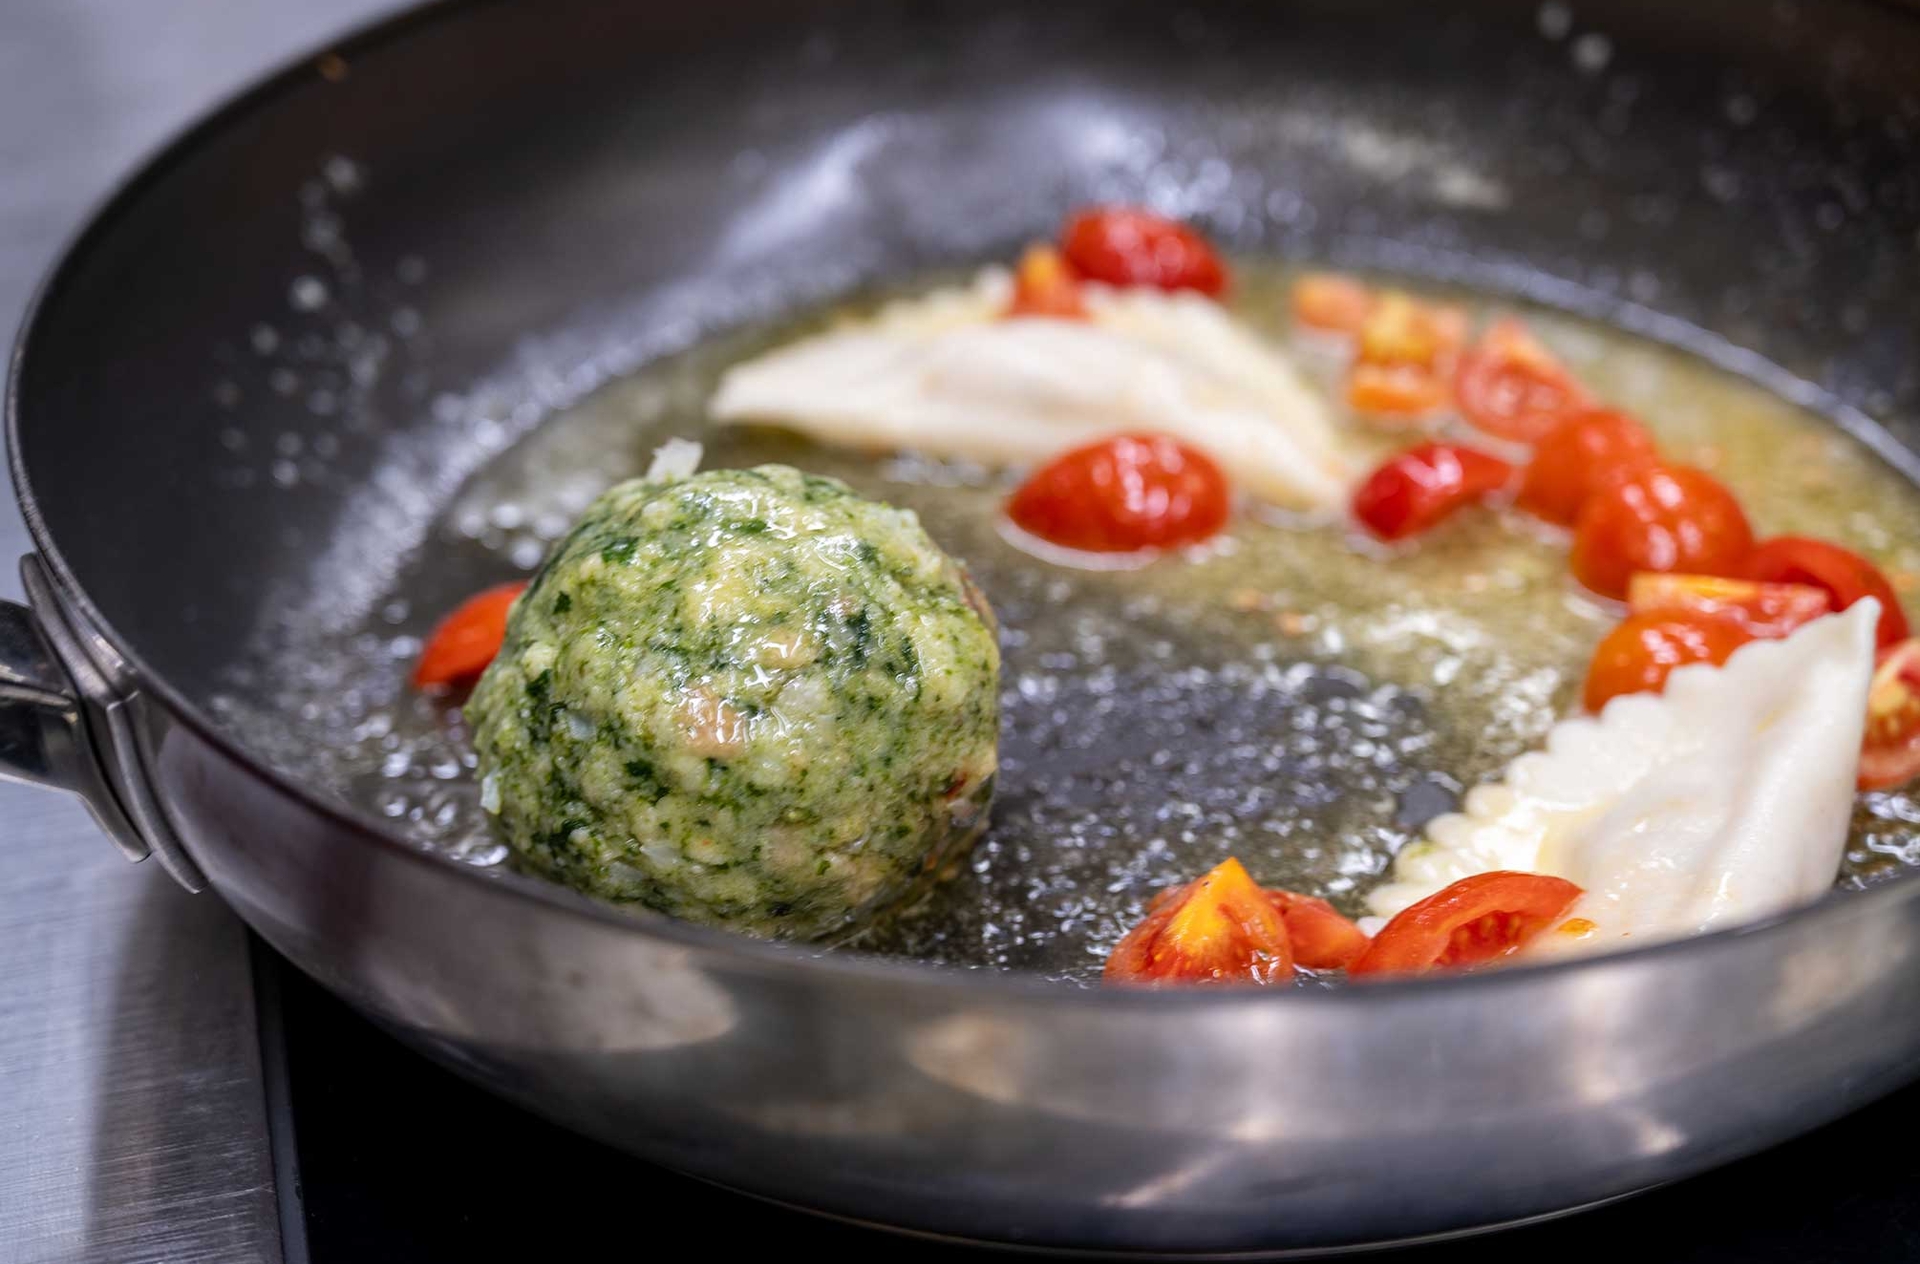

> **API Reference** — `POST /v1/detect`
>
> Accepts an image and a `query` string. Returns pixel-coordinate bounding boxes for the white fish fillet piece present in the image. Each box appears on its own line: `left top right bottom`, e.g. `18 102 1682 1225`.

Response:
1365 601 1879 957
708 269 1354 511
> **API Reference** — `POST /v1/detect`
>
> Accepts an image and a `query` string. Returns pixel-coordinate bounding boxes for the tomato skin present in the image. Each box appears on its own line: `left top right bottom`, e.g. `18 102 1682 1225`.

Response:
1582 612 1753 712
1104 858 1294 985
1291 273 1374 335
1625 572 1831 639
1007 434 1231 554
1515 409 1658 527
1060 207 1228 296
1004 244 1087 320
1351 442 1516 542
1862 639 1920 791
1742 536 1910 651
1569 464 1754 600
412 581 528 690
1348 871 1585 976
1266 890 1371 970
1454 319 1592 444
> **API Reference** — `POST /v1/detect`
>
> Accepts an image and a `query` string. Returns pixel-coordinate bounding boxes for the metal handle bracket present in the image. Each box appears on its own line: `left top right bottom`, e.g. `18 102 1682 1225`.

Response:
2 555 206 891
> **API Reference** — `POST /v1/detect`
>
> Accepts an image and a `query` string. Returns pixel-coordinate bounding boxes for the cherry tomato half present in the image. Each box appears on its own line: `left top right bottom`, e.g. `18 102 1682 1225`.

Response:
1351 442 1516 542
1453 319 1592 444
1515 408 1659 527
1266 890 1371 970
1625 572 1831 639
412 581 528 691
1742 536 1910 651
1291 273 1374 335
1007 434 1231 554
1347 871 1585 976
1569 464 1754 601
1862 639 1920 791
1582 611 1752 712
1104 858 1294 985
1060 206 1228 296
1004 244 1087 320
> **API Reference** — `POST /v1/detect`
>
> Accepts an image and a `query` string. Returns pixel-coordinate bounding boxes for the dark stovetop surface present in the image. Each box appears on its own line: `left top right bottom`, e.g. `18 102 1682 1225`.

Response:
258 942 1920 1262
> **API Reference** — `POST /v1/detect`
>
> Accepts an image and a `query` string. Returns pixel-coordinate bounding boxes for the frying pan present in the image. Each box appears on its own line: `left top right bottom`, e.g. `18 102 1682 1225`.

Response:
7 0 1920 1254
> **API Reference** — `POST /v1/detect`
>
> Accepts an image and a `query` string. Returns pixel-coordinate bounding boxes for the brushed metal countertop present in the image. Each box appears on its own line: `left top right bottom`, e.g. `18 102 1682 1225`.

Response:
0 4 400 1260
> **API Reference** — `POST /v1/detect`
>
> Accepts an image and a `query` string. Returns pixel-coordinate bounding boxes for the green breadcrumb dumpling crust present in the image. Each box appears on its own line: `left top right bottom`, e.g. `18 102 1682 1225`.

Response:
465 464 1000 941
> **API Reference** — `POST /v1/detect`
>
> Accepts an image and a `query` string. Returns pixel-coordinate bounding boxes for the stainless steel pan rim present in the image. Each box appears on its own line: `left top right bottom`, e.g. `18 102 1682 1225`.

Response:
9 0 1920 1012
700 1173 1654 1258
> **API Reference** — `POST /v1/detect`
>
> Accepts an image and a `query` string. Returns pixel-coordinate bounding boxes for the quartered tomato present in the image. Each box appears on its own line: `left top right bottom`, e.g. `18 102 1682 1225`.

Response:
1454 319 1592 444
1569 464 1754 601
1356 292 1468 369
1346 362 1454 420
1007 433 1230 554
1625 572 1831 639
1060 206 1228 296
412 581 528 691
1266 890 1371 970
1345 292 1468 420
1004 244 1087 320
1347 872 1585 977
1582 612 1752 711
1351 442 1516 542
1290 272 1374 335
1862 639 1920 791
1104 858 1295 985
1514 408 1658 527
1742 536 1910 651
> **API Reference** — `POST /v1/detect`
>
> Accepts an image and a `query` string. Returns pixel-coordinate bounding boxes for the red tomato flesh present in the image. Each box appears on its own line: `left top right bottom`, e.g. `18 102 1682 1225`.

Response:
1862 639 1920 791
412 581 528 690
1569 464 1754 600
1007 434 1230 554
1266 890 1371 970
1742 536 1910 651
1625 572 1831 639
1351 442 1516 542
1454 319 1592 444
1348 872 1585 976
1004 244 1087 320
1515 408 1659 527
1060 206 1228 296
1582 612 1752 712
1104 858 1294 985
1291 273 1374 335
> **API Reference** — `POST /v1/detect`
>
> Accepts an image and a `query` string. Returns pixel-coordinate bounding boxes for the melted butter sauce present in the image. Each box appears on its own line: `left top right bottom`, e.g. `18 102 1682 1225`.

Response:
221 263 1920 984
